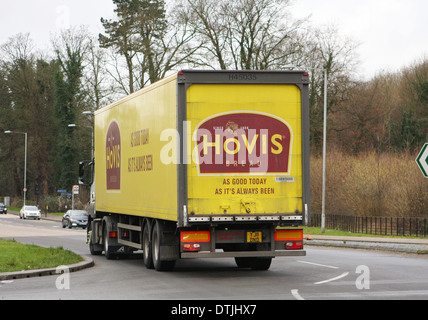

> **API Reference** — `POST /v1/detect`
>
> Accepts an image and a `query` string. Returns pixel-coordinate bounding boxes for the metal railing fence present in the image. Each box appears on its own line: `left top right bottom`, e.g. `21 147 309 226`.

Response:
310 213 428 237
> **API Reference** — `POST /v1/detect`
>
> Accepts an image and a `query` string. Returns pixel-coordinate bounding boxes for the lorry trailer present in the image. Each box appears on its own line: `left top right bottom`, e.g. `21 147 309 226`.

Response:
81 70 310 271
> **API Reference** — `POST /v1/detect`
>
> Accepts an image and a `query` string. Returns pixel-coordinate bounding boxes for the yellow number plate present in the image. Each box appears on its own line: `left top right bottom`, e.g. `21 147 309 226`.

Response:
247 231 262 243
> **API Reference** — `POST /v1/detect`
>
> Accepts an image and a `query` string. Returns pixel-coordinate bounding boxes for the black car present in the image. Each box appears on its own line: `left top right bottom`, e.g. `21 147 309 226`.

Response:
0 203 7 214
62 210 88 229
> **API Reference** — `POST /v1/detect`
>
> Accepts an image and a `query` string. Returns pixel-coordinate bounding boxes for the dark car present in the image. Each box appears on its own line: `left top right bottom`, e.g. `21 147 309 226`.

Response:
0 203 7 214
62 210 88 229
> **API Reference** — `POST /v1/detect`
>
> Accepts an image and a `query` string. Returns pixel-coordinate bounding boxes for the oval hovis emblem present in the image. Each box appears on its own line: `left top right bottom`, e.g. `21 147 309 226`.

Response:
106 120 121 191
193 112 292 175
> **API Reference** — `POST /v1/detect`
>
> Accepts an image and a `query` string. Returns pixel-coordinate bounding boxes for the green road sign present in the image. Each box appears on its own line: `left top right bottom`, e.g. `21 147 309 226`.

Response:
416 143 428 178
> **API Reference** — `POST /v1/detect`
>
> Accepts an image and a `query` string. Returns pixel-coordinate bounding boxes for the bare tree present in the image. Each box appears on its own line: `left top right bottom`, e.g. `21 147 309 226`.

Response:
99 1 140 94
84 36 116 109
177 0 229 69
177 0 307 70
0 33 34 65
52 27 91 190
300 25 359 151
225 0 307 70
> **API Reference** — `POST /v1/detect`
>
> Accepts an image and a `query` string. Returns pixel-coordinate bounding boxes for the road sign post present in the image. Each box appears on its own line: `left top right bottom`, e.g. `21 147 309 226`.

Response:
73 185 79 194
416 143 428 178
72 185 79 210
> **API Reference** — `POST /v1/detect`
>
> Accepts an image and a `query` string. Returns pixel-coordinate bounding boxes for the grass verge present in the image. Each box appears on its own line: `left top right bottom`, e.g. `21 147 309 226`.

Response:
0 239 83 273
302 226 427 239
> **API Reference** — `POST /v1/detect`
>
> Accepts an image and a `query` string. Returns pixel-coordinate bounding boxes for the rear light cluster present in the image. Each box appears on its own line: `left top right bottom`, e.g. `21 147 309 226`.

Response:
275 229 304 250
180 229 304 252
181 231 210 252
182 243 201 251
285 241 303 250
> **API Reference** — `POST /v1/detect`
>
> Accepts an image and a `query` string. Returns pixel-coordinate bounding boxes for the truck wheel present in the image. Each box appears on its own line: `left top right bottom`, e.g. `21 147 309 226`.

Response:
87 220 103 255
235 257 251 268
152 220 176 271
142 221 154 269
89 241 103 256
233 243 272 270
235 257 272 270
249 257 272 271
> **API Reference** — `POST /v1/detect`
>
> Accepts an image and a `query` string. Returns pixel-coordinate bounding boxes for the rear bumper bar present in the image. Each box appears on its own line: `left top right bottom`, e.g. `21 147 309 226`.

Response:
181 250 306 259
188 215 303 223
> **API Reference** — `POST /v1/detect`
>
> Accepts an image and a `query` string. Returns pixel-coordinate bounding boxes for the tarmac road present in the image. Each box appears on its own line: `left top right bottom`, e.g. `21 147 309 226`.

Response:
1 212 428 301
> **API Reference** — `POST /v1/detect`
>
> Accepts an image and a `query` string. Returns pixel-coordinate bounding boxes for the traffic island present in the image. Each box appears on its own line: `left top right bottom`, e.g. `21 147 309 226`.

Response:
0 256 94 281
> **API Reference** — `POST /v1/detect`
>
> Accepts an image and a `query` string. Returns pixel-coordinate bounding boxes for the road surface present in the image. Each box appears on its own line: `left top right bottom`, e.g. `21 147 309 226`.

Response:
1 213 428 301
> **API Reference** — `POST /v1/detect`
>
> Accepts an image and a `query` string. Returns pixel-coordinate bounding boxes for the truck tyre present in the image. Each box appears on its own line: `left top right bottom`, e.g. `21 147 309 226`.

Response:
88 219 103 255
152 220 176 271
235 257 272 270
235 257 251 268
233 243 272 270
249 257 272 270
142 221 154 269
89 240 103 256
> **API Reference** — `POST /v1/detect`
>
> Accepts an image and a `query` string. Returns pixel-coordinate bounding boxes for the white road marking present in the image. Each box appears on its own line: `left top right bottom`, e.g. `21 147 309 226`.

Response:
1 280 14 284
297 260 339 269
314 272 350 285
291 289 305 300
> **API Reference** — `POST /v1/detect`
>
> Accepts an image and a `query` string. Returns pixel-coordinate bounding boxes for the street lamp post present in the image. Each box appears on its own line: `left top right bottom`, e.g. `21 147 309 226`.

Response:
4 131 27 207
307 68 329 233
321 69 328 234
284 66 328 233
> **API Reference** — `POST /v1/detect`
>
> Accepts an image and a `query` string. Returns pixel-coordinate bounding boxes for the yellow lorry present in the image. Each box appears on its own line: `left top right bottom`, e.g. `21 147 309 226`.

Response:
81 70 310 271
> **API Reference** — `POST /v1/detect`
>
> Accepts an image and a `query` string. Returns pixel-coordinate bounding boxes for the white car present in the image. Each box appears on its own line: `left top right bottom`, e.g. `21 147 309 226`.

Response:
20 205 41 220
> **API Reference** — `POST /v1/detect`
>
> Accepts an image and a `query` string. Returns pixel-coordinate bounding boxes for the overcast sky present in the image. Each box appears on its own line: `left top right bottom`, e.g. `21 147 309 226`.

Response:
292 0 428 79
1 0 427 80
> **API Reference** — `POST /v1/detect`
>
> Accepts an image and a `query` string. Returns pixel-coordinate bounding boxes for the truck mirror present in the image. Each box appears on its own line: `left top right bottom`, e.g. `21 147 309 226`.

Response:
79 161 86 178
79 160 94 185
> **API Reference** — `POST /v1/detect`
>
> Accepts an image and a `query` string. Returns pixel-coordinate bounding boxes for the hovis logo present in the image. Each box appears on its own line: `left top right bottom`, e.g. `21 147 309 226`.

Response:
106 120 121 191
193 111 292 175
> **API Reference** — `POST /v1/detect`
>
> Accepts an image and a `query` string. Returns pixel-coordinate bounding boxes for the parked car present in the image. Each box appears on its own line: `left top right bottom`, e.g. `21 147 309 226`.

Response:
0 203 7 214
62 210 88 229
20 205 41 220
